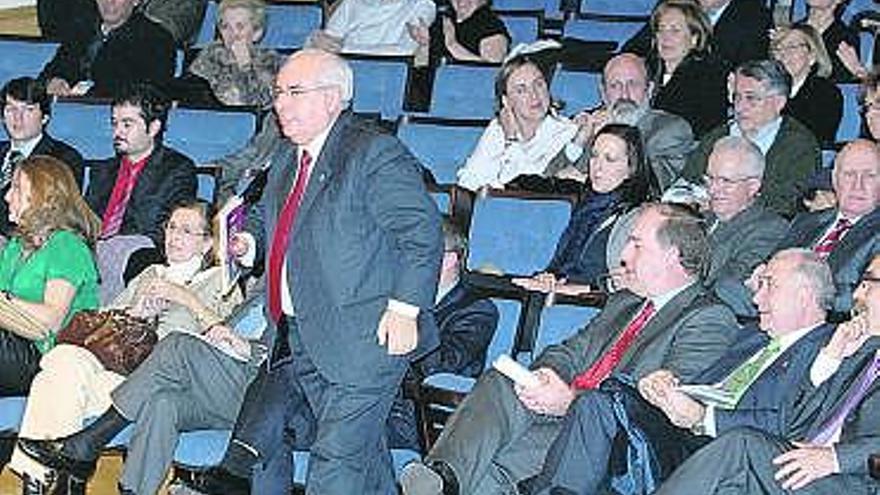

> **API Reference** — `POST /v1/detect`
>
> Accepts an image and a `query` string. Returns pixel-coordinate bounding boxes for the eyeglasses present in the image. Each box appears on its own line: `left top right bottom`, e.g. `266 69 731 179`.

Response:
165 222 208 237
770 43 809 56
272 84 335 101
731 91 774 107
703 174 758 188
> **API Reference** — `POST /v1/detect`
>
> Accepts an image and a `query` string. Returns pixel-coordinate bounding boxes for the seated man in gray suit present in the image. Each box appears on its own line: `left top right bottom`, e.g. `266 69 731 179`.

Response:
546 53 694 191
400 202 740 495
778 139 880 318
701 136 788 317
519 248 837 495
654 253 880 495
682 60 821 219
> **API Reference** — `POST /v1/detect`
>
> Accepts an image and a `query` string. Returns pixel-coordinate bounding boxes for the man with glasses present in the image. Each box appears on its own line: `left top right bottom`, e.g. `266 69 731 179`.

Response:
777 139 880 319
518 248 836 495
546 53 694 191
701 136 788 318
653 253 880 495
682 59 821 218
0 77 85 236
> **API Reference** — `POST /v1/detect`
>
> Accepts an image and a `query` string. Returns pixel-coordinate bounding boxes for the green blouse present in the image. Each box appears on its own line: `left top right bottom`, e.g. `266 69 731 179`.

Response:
0 230 99 353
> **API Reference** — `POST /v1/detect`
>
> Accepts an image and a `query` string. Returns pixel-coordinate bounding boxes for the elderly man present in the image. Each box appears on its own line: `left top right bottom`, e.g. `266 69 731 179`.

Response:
653 254 880 495
39 0 176 97
682 60 821 218
400 203 739 495
520 248 837 495
702 136 788 316
778 139 880 318
547 53 693 191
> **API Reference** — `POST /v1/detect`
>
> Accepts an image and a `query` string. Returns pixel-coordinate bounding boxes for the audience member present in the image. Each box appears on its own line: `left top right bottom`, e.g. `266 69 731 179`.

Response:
86 83 196 246
653 253 880 495
0 155 99 398
647 0 728 136
183 0 279 108
778 139 880 317
457 53 578 191
545 53 693 191
683 59 821 218
770 23 843 146
410 0 509 64
624 0 773 73
308 0 436 57
513 124 656 296
0 77 85 237
39 0 176 98
9 200 242 493
141 0 208 46
802 0 861 82
702 137 788 317
400 203 739 495
519 248 835 495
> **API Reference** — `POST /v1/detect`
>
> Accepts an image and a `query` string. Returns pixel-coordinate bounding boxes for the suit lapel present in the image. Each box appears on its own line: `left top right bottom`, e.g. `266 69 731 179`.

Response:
620 284 701 368
827 208 880 266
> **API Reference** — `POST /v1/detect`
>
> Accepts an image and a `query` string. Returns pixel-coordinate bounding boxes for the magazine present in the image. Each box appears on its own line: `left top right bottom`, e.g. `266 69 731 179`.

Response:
218 195 247 295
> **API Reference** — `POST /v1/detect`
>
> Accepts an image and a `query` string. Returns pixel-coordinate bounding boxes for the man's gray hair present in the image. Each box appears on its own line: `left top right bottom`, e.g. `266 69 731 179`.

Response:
290 48 354 105
780 248 836 311
735 59 792 99
711 136 766 180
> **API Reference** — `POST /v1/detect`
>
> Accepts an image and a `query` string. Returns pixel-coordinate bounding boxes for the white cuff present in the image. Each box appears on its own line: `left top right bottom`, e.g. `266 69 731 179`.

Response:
387 299 420 318
703 404 718 437
810 349 843 387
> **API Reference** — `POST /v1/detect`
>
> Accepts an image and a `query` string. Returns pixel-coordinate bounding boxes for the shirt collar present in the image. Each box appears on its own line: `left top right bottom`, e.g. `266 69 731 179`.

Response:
121 152 151 174
730 116 783 155
11 133 43 157
705 0 731 25
300 121 335 164
773 321 824 351
649 281 694 312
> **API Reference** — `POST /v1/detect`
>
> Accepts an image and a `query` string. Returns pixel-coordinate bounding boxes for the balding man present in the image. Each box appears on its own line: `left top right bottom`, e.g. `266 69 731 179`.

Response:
778 139 880 318
547 53 693 191
520 249 836 495
703 136 788 316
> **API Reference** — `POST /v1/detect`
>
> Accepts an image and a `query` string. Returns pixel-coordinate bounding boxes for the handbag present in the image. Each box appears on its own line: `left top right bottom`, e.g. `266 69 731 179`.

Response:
56 309 158 375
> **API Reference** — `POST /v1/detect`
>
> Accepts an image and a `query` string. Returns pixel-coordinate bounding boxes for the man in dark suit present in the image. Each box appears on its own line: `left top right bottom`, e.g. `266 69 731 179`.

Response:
39 0 176 98
85 82 196 246
682 60 821 218
653 254 880 495
245 49 441 495
778 139 880 318
700 136 788 317
0 77 84 235
519 248 837 495
400 203 739 495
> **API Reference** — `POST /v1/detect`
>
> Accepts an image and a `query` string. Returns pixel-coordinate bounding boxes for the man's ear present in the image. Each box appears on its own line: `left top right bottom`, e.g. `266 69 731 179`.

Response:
147 119 162 139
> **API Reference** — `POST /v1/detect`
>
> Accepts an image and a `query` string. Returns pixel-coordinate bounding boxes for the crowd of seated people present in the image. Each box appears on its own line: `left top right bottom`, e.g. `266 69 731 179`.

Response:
0 0 875 493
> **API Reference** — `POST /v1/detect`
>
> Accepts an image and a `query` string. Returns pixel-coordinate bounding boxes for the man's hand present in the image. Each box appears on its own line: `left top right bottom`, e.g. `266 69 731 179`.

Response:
571 109 607 147
377 309 418 355
637 369 679 407
511 272 561 293
514 367 575 416
836 41 868 80
773 443 839 490
229 232 252 259
46 77 72 96
823 312 871 361
407 18 430 46
205 324 251 357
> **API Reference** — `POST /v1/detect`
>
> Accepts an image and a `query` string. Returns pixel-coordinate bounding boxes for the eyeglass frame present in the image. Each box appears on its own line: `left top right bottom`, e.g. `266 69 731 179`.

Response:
164 221 209 238
702 173 760 188
271 84 336 101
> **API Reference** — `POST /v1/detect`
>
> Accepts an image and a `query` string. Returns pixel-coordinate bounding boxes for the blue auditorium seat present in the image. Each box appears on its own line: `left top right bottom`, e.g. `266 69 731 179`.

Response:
497 12 542 47
0 38 59 87
0 396 26 435
836 83 862 143
47 99 114 160
562 17 645 49
551 68 602 114
165 106 257 163
531 303 597 358
193 0 219 47
396 116 487 184
579 0 655 18
347 55 410 120
492 0 546 11
429 62 499 119
260 3 324 50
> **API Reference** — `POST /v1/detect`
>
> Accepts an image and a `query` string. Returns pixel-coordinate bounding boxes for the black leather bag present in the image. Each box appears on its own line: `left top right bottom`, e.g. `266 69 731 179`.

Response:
56 309 158 375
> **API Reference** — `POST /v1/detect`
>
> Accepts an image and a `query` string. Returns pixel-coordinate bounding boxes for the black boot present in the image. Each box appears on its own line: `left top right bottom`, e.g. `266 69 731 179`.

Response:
19 408 130 479
46 472 86 495
22 474 44 495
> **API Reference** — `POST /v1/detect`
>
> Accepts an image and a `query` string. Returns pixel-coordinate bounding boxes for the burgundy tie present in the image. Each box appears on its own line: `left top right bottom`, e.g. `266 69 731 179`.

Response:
571 301 656 390
814 217 852 260
267 151 312 323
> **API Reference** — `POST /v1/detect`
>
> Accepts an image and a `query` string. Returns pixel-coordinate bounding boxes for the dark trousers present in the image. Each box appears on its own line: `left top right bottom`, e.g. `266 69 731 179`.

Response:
0 329 41 396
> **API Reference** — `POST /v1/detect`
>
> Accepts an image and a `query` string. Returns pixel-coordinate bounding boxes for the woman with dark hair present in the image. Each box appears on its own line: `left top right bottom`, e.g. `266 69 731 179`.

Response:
648 0 728 136
457 53 578 191
770 23 843 145
513 124 656 295
0 155 100 397
409 0 510 64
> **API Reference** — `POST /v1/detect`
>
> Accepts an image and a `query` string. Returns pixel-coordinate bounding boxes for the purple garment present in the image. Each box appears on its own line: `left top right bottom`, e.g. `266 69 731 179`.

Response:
810 351 880 445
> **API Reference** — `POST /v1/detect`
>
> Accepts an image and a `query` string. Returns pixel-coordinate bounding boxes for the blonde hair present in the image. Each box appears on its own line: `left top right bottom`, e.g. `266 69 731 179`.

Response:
771 23 833 79
15 155 100 251
218 0 267 35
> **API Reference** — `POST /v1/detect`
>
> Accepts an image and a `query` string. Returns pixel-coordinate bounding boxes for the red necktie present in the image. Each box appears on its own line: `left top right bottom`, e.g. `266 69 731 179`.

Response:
100 157 146 238
571 301 656 390
813 217 852 260
267 151 312 323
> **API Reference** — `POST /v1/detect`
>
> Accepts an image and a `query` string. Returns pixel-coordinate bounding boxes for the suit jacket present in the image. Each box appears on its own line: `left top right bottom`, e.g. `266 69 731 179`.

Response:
264 112 442 386
533 284 739 385
85 144 196 245
651 51 729 138
683 116 822 219
413 282 500 379
39 11 176 97
0 134 85 235
787 70 843 147
694 323 835 435
779 208 880 315
707 203 788 317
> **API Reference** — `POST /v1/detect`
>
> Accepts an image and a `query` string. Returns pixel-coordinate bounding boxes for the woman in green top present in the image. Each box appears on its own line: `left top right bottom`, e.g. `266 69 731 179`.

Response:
0 155 100 396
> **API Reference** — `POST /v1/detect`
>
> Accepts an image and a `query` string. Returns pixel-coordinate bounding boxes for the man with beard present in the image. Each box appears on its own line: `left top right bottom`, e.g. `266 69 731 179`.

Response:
546 53 694 191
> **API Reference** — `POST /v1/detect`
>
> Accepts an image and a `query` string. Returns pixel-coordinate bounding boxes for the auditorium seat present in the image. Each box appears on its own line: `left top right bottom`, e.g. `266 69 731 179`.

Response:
397 116 487 184
562 17 645 50
551 68 602 114
429 62 499 119
261 3 324 50
0 38 59 88
346 55 410 120
47 98 114 160
165 106 257 163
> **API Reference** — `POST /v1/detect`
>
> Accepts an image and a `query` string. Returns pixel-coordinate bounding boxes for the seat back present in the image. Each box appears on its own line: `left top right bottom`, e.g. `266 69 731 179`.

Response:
165 106 257 163
195 164 222 204
562 17 645 49
530 303 598 359
0 38 59 86
551 68 602 114
261 3 324 50
836 83 862 144
579 0 655 18
193 0 219 47
397 116 487 184
497 12 542 47
47 99 114 160
347 55 410 120
430 62 499 119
